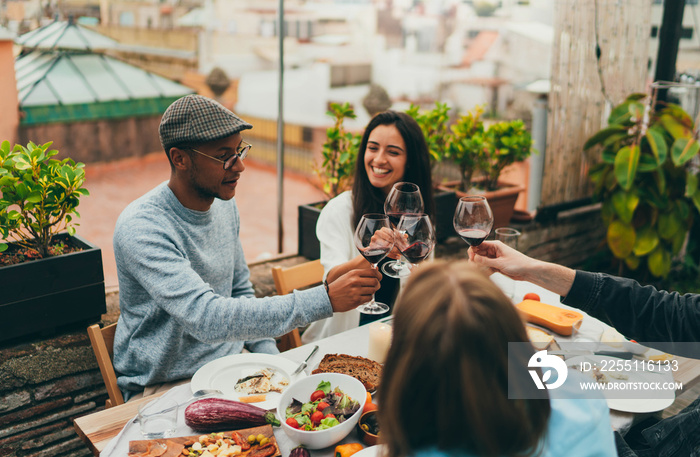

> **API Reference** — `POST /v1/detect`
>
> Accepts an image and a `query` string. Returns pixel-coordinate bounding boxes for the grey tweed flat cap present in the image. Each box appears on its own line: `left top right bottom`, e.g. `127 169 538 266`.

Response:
159 95 252 151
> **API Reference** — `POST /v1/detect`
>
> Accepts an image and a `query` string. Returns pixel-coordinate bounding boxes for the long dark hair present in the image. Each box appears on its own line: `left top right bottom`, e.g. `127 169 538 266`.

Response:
379 261 551 457
351 111 435 228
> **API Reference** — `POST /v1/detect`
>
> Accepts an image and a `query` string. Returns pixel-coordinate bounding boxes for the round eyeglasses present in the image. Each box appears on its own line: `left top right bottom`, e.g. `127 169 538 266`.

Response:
190 141 251 170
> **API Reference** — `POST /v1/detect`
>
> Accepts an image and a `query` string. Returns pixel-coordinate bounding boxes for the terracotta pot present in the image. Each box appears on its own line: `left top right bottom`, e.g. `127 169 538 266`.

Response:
437 179 524 230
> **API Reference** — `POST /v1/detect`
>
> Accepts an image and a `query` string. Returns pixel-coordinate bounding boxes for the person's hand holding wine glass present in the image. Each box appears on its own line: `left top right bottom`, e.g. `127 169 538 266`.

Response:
454 196 494 249
354 213 394 314
397 213 435 271
383 182 424 278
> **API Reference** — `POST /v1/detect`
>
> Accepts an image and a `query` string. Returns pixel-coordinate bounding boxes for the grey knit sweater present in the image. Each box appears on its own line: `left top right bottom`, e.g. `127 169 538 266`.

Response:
113 182 331 397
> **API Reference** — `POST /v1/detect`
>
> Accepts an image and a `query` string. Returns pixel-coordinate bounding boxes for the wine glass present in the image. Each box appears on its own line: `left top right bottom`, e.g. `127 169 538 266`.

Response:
396 213 435 271
354 213 394 314
382 182 424 278
453 196 494 248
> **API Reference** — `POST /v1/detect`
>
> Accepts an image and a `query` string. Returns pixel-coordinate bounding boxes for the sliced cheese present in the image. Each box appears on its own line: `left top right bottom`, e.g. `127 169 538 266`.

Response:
646 348 673 361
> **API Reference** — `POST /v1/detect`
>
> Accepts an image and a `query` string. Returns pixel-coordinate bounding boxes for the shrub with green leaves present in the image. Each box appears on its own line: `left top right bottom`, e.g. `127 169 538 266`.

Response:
0 141 89 258
314 102 360 199
447 106 533 192
406 102 451 169
585 93 700 278
482 119 533 191
448 105 487 192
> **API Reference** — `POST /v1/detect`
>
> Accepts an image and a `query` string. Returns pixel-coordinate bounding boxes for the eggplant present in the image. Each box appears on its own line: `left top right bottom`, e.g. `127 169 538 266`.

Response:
290 445 310 457
184 398 281 432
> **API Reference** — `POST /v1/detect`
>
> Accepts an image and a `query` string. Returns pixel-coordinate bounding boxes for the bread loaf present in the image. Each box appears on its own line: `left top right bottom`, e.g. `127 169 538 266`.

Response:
311 353 382 391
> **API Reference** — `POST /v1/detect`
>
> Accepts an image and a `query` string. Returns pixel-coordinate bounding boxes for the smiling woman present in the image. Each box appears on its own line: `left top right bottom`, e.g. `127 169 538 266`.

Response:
302 110 436 343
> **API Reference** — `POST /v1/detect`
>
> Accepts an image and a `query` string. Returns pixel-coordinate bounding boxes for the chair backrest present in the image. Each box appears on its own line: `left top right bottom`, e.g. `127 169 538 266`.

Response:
271 259 324 351
87 323 124 408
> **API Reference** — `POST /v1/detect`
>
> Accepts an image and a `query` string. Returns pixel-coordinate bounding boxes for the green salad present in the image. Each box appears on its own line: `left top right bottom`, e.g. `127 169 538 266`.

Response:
284 381 360 431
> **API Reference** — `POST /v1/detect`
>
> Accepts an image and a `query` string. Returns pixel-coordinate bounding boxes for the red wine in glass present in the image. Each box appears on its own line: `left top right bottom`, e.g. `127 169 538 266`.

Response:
396 213 435 270
401 240 432 263
382 182 424 279
361 247 392 265
354 213 394 314
457 229 489 247
453 196 494 251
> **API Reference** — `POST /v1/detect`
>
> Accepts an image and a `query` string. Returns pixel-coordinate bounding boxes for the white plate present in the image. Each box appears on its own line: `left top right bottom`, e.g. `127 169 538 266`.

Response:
191 353 305 410
566 355 676 413
353 445 384 457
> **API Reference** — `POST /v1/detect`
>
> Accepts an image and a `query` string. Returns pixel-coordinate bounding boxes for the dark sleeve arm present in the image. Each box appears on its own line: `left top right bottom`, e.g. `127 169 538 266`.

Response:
562 271 700 355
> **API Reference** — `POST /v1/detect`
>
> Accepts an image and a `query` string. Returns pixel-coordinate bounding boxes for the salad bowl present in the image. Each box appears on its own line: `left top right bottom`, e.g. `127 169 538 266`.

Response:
278 373 367 449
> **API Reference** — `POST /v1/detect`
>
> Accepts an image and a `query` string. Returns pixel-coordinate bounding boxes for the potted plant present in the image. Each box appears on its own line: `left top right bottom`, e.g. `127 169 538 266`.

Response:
584 92 700 278
0 140 106 343
298 103 360 259
405 102 457 241
438 106 532 229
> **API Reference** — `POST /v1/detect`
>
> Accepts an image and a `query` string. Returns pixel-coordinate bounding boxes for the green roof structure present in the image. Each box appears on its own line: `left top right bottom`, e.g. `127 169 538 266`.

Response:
15 20 195 126
16 19 118 51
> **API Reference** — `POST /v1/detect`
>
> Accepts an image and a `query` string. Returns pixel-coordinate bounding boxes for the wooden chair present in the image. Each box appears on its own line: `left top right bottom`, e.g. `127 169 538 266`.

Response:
271 259 325 351
87 323 124 408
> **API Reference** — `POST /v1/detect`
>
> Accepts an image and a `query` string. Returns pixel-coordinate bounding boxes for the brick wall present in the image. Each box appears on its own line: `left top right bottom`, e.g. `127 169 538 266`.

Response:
0 210 605 456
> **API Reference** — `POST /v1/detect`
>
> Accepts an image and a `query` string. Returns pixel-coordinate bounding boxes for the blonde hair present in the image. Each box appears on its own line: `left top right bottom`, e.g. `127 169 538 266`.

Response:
378 260 550 457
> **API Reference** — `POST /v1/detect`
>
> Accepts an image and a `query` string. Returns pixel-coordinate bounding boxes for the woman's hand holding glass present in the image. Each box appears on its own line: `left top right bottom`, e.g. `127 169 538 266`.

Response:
396 213 435 271
354 214 394 314
383 182 424 278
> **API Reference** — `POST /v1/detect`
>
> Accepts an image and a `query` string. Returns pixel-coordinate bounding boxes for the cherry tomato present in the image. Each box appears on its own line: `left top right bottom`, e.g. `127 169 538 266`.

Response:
310 410 324 424
286 417 300 429
310 390 326 402
324 413 336 419
317 401 330 411
523 293 540 301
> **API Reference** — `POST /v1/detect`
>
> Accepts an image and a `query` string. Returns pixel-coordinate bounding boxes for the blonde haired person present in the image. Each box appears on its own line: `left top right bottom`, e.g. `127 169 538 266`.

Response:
379 260 616 457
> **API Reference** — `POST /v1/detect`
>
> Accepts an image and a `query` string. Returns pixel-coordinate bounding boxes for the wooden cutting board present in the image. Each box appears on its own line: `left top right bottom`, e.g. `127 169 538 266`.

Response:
127 424 280 457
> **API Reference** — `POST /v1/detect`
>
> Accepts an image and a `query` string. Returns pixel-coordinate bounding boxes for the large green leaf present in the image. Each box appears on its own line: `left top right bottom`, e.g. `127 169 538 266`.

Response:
658 210 682 240
637 154 660 172
607 220 636 258
660 113 693 139
648 246 671 278
625 254 641 270
608 101 634 125
687 172 699 197
584 125 629 150
601 199 615 226
632 226 659 256
671 138 700 166
672 229 686 255
664 104 694 129
625 93 648 102
614 145 640 190
611 190 639 224
644 126 668 165
692 188 700 214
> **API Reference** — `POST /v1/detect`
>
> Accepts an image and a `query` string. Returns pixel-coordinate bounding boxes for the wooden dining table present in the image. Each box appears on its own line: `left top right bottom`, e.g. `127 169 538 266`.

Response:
74 280 700 457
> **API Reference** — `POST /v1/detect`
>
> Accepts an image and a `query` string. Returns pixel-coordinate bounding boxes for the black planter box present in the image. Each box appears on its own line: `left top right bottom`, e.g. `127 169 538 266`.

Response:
298 201 325 260
434 189 457 242
0 234 106 345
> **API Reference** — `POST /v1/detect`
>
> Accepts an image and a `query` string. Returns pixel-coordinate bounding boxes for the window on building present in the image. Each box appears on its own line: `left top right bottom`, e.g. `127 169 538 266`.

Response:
302 127 313 144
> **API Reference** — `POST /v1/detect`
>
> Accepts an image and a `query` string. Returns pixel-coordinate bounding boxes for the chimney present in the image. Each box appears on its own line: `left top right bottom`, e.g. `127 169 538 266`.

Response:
0 27 19 145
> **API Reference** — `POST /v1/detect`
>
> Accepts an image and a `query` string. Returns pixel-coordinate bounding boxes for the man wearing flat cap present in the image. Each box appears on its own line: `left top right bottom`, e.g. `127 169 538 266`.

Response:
112 95 381 400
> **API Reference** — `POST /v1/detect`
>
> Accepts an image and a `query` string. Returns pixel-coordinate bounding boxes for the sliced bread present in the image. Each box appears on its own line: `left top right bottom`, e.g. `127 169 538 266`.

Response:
311 353 382 391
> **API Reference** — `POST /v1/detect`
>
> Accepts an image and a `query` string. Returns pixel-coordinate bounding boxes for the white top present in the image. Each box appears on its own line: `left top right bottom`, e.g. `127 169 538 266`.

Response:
302 191 361 342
